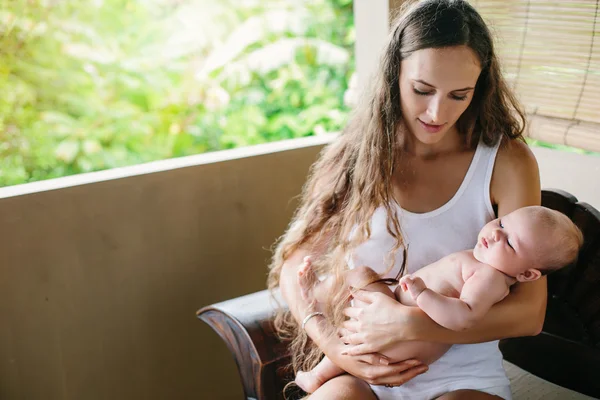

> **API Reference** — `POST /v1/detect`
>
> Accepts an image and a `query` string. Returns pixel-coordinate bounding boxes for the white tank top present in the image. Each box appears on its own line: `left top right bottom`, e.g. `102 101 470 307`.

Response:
349 137 499 276
350 137 511 398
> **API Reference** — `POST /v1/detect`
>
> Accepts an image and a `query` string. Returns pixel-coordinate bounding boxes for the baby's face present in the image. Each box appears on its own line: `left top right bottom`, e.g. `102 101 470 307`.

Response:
473 208 543 276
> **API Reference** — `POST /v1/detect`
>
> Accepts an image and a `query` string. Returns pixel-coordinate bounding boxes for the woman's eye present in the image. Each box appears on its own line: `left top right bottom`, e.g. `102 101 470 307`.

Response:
451 94 468 101
413 88 431 96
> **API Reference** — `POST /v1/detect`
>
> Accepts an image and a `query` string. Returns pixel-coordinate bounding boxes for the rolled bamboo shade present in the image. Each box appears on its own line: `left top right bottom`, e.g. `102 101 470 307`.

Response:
388 0 600 151
471 0 600 151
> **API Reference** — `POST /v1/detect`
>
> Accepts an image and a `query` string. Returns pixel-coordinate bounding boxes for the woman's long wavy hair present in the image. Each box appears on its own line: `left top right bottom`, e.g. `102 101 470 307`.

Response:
267 0 526 391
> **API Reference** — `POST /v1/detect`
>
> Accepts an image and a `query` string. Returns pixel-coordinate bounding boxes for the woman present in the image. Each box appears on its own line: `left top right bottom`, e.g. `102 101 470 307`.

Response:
267 0 543 399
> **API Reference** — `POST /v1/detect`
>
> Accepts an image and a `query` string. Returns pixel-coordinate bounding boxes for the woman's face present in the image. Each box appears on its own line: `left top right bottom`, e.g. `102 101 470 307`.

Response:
399 45 482 148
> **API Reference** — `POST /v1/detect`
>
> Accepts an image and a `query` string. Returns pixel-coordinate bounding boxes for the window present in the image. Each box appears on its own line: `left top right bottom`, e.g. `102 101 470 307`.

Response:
0 0 355 187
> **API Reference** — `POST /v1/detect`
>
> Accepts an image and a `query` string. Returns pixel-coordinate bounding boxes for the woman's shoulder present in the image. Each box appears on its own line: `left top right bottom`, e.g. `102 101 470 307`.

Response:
490 137 541 214
495 138 538 175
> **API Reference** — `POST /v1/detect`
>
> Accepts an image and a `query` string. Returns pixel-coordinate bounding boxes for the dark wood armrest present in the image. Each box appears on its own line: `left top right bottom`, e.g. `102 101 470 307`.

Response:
500 189 600 399
197 290 293 400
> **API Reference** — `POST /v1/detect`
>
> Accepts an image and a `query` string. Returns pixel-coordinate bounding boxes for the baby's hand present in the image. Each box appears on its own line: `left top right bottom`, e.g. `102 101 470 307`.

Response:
400 275 427 301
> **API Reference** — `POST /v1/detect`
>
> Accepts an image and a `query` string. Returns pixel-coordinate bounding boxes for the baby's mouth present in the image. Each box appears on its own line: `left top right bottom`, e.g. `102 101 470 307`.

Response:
481 237 489 248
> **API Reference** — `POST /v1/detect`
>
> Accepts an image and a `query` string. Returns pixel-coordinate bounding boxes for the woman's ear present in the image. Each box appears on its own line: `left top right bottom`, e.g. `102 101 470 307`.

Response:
516 268 542 282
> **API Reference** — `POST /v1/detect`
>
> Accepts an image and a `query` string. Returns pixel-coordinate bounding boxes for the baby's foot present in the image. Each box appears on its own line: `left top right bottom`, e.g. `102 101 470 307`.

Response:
295 370 326 394
298 256 317 301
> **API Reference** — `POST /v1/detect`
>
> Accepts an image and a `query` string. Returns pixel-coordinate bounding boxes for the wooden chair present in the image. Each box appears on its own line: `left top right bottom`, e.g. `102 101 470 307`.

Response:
197 189 600 400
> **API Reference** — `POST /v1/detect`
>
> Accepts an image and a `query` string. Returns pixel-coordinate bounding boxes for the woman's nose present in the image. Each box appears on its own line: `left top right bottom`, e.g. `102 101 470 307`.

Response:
427 98 442 123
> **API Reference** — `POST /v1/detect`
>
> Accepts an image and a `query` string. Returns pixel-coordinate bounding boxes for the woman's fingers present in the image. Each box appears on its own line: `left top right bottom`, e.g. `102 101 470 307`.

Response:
371 362 429 386
342 319 361 332
337 327 353 338
342 306 362 319
388 358 424 373
352 353 391 365
349 289 376 303
353 359 427 385
342 343 372 356
340 333 364 345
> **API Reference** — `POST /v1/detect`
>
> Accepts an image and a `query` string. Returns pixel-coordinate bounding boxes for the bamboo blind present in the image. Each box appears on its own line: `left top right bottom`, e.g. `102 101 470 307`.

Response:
389 0 600 151
472 0 600 151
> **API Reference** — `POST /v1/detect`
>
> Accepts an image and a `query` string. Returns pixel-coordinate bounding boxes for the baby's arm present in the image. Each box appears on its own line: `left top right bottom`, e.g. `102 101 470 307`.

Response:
401 270 509 331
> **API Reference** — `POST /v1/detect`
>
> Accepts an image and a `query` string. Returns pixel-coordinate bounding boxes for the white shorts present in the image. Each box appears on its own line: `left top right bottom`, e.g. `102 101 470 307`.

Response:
371 383 512 400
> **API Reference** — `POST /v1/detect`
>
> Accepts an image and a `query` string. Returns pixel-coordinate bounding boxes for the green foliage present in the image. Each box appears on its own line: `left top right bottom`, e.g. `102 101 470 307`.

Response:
0 0 355 186
525 139 597 156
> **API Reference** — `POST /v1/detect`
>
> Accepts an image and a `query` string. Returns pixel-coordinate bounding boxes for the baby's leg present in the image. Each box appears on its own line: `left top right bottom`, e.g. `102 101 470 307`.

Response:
295 265 400 393
295 356 343 393
295 264 390 393
346 265 396 303
296 259 346 393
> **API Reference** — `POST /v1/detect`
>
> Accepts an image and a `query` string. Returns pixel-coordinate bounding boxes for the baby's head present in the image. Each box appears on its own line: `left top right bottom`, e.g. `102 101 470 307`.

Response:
473 206 584 282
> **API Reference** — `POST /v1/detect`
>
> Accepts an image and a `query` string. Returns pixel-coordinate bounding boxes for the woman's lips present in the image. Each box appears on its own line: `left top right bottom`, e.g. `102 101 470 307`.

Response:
418 119 445 133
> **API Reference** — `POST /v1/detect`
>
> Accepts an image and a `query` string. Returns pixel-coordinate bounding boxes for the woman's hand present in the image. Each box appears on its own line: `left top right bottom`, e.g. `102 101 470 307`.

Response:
323 337 429 386
340 289 426 356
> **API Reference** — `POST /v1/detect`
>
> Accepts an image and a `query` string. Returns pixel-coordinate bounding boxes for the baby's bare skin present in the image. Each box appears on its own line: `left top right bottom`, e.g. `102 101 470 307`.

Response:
398 250 513 332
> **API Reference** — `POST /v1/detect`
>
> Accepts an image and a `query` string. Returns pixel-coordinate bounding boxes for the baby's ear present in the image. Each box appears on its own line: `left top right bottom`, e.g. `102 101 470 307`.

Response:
516 268 542 283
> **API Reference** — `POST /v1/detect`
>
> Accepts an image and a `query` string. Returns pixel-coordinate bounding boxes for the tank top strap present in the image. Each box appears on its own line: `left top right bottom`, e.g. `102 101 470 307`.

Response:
459 136 502 220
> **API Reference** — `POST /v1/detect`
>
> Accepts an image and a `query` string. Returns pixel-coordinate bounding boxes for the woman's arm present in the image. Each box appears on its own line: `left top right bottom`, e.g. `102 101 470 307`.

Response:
407 278 546 343
341 139 545 353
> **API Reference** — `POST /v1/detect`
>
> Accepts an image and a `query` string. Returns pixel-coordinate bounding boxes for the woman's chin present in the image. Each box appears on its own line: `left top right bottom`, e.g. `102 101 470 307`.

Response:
413 130 448 146
403 123 456 153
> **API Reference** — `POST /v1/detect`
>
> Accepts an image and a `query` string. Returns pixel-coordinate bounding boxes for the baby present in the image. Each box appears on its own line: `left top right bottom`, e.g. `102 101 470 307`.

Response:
295 205 584 393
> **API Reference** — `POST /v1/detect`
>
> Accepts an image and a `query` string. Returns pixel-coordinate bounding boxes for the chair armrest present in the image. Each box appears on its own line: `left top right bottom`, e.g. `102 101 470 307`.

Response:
197 289 293 400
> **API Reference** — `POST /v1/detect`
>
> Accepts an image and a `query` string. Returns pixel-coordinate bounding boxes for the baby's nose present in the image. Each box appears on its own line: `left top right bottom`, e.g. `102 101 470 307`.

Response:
491 229 501 241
